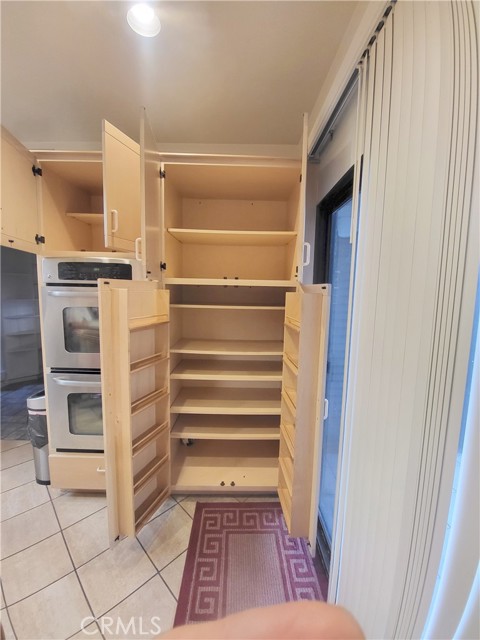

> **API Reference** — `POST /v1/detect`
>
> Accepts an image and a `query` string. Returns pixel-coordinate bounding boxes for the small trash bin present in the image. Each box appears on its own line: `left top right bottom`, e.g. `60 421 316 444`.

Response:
27 390 50 485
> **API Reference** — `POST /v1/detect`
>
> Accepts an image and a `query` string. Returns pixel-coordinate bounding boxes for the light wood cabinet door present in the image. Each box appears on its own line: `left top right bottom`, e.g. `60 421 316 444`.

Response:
1 127 42 253
103 120 141 252
139 108 164 281
278 284 330 551
98 279 170 543
296 114 309 284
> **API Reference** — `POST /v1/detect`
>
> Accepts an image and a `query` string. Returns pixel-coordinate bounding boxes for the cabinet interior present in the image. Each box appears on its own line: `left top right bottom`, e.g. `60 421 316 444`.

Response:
163 162 300 493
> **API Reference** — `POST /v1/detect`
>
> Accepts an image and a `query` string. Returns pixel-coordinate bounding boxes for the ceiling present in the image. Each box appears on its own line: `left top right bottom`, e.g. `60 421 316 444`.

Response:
1 1 360 151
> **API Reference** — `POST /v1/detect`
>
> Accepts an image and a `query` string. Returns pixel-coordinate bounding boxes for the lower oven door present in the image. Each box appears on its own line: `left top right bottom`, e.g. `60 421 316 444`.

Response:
42 287 100 369
46 372 103 452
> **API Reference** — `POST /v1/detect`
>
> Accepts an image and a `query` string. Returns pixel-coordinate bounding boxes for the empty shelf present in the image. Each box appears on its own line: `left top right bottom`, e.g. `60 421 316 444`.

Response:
171 388 281 415
130 352 168 373
168 228 296 246
129 315 168 331
171 439 279 491
170 304 284 311
171 415 280 440
171 338 283 356
165 278 296 288
171 359 282 381
66 213 104 225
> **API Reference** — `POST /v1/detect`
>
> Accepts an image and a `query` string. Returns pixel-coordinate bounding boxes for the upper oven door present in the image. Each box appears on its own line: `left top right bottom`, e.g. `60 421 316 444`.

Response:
42 286 100 369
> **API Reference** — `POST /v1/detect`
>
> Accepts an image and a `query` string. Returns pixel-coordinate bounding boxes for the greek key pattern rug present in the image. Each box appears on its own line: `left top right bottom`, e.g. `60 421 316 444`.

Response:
174 502 324 626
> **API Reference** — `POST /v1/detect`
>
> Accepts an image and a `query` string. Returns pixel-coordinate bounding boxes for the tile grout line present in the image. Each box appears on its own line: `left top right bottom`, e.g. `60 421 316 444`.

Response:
98 573 161 618
1 581 18 640
135 536 179 604
1 529 60 562
48 488 106 640
0 476 40 495
5 569 77 610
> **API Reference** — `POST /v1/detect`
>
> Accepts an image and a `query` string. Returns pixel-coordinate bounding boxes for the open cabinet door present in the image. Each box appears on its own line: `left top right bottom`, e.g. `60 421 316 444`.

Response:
103 120 141 252
296 113 310 284
139 108 164 281
1 127 43 253
278 284 330 553
98 279 170 543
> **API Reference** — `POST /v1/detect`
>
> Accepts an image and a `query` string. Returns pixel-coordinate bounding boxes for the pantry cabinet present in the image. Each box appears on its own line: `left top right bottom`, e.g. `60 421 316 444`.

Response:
1 121 141 253
98 132 331 549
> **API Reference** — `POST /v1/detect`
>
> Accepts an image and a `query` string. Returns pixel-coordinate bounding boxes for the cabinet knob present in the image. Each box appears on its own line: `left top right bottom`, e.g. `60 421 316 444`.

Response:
220 481 225 486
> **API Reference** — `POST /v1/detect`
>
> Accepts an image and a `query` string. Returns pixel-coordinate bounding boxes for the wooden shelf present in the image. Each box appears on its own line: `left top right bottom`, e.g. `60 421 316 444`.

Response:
135 486 169 531
131 387 168 416
133 454 168 494
283 354 299 375
171 359 282 381
170 304 284 311
282 390 296 416
171 338 283 356
278 483 292 530
171 387 281 415
130 352 168 373
171 440 279 492
129 315 168 331
284 387 297 409
132 420 169 456
281 422 296 452
165 278 296 288
281 428 295 459
168 228 296 246
66 212 104 225
285 317 301 331
279 456 293 496
171 415 280 440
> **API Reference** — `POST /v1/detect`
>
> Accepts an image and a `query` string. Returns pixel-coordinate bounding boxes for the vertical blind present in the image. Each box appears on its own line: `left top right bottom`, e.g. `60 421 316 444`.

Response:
329 1 478 637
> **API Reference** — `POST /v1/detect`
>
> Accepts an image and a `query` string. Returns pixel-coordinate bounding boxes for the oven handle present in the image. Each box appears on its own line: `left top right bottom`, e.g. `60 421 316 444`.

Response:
52 377 102 387
47 290 98 298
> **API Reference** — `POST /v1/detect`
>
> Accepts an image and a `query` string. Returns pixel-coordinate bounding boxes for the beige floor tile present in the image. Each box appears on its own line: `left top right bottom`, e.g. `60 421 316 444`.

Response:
1 480 50 521
137 504 192 571
0 439 28 452
102 575 177 638
1 501 60 559
63 507 109 568
8 573 92 640
2 533 74 605
77 537 156 617
1 459 36 492
53 491 107 529
0 610 15 640
48 485 70 499
148 496 177 521
178 494 240 518
160 550 187 599
68 621 103 639
0 443 33 470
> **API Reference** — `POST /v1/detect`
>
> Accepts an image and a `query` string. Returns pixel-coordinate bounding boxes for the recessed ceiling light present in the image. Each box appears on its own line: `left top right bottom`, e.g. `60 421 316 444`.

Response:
127 3 161 37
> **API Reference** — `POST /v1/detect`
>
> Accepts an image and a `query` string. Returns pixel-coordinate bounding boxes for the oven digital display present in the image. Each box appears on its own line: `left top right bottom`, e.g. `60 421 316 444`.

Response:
57 262 133 281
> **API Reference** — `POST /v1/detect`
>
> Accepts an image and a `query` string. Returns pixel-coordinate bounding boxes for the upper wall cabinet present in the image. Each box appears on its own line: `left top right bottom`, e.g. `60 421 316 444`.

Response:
103 120 141 253
2 120 141 254
1 127 42 253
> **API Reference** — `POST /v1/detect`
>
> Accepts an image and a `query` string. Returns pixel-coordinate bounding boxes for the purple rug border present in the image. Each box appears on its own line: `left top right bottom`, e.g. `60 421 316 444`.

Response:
174 502 326 627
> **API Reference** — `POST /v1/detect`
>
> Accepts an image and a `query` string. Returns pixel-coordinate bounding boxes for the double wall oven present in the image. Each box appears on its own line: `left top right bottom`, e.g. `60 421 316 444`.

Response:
41 257 143 452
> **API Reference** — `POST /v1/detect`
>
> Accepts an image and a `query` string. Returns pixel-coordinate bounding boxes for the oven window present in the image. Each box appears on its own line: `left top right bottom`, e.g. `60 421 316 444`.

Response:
68 393 103 435
63 307 100 353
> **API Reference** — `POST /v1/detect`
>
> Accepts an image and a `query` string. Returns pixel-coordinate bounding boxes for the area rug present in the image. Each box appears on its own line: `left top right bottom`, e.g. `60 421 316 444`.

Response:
174 502 325 626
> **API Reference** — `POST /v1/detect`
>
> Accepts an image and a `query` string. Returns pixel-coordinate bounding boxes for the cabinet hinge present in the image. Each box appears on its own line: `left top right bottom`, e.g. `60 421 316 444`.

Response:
160 262 167 271
299 173 302 183
159 169 166 179
32 165 43 177
35 234 46 245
